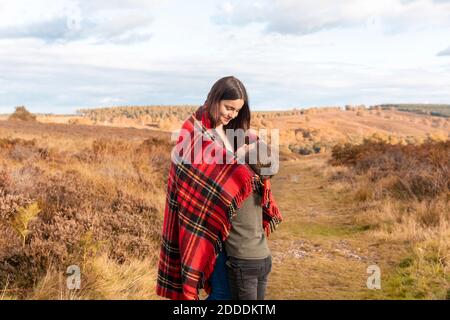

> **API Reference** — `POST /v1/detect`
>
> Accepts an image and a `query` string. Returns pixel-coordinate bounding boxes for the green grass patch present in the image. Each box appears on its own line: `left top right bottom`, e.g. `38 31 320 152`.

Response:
279 221 371 239
382 253 450 299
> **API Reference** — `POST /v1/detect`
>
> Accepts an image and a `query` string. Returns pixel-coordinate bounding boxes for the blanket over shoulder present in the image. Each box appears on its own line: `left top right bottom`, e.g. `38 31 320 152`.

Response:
156 105 282 300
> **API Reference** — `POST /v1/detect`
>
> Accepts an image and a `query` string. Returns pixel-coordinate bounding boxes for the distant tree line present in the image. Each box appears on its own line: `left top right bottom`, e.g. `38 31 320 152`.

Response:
370 104 450 118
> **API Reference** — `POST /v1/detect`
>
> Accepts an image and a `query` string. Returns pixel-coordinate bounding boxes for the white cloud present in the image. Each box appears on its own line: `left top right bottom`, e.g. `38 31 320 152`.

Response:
0 0 163 43
2 38 449 114
213 0 450 35
99 97 126 105
222 1 234 14
437 46 450 56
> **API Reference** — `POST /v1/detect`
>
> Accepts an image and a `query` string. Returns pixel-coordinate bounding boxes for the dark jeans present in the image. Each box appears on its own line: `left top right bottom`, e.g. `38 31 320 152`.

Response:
226 255 272 300
206 250 232 300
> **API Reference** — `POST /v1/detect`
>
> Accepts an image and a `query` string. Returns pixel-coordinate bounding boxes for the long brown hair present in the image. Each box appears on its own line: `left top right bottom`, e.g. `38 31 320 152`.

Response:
204 76 250 132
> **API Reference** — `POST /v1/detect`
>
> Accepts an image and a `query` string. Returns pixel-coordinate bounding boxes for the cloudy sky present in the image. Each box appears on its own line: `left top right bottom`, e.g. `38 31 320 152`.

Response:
1 0 450 114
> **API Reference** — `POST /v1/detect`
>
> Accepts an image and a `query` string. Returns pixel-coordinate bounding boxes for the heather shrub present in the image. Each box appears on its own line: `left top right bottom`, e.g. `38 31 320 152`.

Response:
330 140 450 201
0 136 169 296
0 137 50 163
8 106 37 122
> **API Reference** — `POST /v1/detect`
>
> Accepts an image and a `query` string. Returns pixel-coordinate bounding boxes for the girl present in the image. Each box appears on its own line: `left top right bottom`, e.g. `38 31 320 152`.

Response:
156 76 281 300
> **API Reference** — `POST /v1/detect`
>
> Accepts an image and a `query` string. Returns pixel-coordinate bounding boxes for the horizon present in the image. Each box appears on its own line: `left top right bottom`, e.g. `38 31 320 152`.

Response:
2 102 450 117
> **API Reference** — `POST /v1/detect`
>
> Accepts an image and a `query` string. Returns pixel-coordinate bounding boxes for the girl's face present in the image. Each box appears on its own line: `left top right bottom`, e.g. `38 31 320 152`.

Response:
218 99 244 126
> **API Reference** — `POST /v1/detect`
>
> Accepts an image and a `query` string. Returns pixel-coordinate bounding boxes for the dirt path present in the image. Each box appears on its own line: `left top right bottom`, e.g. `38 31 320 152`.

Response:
265 155 405 299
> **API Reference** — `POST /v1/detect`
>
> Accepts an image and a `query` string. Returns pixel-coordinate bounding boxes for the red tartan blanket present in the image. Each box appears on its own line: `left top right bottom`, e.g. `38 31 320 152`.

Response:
156 104 282 300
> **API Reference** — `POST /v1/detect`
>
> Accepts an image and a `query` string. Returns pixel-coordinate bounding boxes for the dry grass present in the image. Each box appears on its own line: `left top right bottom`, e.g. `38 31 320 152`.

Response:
0 120 172 299
327 140 450 299
1 106 449 299
28 254 159 300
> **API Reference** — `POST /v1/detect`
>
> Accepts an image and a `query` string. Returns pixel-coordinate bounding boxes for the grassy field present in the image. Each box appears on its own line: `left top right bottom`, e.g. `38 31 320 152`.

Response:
266 153 449 299
0 107 449 299
0 120 171 299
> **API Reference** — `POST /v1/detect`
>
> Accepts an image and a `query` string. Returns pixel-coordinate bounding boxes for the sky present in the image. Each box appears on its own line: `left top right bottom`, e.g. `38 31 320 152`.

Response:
1 0 450 114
